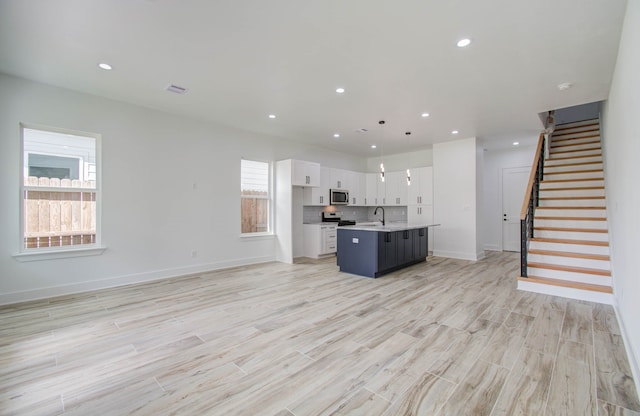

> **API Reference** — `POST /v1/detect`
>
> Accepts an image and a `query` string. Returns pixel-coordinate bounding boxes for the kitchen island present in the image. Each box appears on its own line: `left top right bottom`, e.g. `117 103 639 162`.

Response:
336 224 439 278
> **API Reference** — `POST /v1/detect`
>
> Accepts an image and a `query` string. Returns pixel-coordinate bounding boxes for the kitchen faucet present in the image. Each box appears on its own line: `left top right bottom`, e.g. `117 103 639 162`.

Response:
374 206 385 226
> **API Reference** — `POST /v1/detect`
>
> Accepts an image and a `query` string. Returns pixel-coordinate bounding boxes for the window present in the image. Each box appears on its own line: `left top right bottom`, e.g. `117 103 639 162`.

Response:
20 125 100 251
240 159 271 235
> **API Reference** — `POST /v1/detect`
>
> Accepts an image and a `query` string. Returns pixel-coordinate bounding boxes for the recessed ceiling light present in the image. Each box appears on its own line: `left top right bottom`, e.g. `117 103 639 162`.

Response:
557 82 573 91
98 63 112 70
333 133 340 138
336 87 345 94
268 114 276 119
371 145 377 149
421 113 430 118
513 141 520 146
451 130 459 134
457 38 471 48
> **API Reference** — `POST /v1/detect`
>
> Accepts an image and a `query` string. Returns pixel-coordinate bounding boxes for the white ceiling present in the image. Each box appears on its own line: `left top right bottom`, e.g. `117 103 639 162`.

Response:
0 0 628 156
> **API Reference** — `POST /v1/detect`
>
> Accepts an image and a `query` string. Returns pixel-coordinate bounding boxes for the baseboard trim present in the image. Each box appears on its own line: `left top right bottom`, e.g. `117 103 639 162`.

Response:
613 300 640 401
484 244 501 252
432 250 484 261
0 255 276 306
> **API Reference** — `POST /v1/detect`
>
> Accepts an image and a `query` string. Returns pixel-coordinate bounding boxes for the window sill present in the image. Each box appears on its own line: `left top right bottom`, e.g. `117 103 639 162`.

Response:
12 246 107 262
239 232 275 240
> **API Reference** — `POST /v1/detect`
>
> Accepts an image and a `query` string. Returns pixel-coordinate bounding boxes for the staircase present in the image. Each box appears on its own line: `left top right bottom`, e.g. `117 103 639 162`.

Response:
518 119 613 304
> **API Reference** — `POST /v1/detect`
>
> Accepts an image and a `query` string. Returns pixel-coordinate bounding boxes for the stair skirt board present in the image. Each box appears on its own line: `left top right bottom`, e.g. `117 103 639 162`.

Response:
534 207 606 217
529 239 610 256
527 253 610 270
534 229 609 241
518 277 613 304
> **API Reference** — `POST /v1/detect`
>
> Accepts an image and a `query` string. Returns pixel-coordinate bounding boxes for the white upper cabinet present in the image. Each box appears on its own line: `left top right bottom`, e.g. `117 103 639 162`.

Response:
407 167 433 205
348 171 366 206
291 160 320 187
365 173 381 206
384 171 408 205
329 168 349 189
303 166 331 205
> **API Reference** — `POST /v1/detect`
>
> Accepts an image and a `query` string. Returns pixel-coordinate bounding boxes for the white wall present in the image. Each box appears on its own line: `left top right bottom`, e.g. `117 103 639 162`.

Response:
432 137 483 260
601 0 640 393
0 74 362 303
482 146 536 251
366 148 433 172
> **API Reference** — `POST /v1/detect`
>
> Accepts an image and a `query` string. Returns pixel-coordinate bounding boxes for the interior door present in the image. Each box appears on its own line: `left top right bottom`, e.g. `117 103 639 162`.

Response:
502 167 530 252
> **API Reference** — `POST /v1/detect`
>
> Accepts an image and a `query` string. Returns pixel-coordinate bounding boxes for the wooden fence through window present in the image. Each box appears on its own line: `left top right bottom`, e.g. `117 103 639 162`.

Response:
23 176 96 248
241 190 268 233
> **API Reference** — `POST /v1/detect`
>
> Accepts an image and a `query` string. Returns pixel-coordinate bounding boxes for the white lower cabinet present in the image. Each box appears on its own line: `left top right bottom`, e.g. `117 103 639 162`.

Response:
303 224 337 258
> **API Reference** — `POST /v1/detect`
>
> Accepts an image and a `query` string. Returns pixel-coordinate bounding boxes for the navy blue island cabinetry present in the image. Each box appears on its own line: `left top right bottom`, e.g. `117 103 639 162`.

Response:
337 225 431 278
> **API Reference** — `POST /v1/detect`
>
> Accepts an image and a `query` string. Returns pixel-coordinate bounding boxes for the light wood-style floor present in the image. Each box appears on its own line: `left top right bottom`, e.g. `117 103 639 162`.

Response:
1 252 639 415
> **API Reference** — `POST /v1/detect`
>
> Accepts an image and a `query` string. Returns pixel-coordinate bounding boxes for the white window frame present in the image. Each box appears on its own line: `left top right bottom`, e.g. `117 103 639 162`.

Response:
14 123 105 261
240 158 273 237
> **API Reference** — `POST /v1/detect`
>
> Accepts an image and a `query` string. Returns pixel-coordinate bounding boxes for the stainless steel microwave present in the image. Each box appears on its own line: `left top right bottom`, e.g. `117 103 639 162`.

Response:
330 189 349 205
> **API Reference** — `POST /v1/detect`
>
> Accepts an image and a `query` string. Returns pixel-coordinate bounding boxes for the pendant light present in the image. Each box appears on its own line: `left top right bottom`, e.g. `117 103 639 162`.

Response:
379 120 386 182
405 131 412 186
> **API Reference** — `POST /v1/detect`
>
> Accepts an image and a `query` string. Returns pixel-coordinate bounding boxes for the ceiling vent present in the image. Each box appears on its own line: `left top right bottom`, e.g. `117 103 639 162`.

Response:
166 84 188 94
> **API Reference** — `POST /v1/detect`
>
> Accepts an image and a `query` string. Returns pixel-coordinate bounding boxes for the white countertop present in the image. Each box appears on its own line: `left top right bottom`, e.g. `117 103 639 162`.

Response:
338 223 440 232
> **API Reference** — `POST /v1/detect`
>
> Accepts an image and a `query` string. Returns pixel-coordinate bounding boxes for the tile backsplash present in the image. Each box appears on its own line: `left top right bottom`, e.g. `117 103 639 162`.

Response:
303 206 408 224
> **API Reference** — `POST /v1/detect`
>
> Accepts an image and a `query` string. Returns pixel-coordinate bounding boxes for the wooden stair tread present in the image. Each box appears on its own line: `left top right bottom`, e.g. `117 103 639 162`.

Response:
541 178 604 183
539 186 604 191
534 226 608 233
528 249 609 261
544 161 603 168
527 262 611 276
551 147 602 155
539 196 605 200
544 169 603 175
535 216 606 221
518 275 612 293
552 133 600 142
546 154 603 161
535 206 605 210
551 140 601 148
530 237 609 246
554 120 599 129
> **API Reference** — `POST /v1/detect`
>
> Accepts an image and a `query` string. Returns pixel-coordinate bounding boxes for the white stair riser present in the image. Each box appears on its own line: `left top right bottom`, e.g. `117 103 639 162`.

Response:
552 135 600 144
534 208 606 217
544 156 602 166
529 241 610 256
550 149 602 158
527 267 611 286
551 143 601 153
539 189 604 198
535 229 609 241
528 253 610 270
543 171 603 181
544 163 603 174
539 198 605 207
540 180 604 189
534 219 608 229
